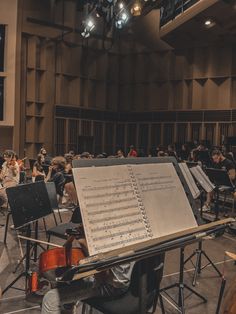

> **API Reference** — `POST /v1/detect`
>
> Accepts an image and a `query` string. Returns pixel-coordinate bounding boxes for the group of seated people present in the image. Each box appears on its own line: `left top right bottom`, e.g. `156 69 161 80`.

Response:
0 148 78 210
1 141 236 212
1 142 236 313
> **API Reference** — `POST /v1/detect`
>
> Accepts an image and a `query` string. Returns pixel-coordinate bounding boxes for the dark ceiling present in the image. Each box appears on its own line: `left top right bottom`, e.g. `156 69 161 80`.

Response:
161 0 236 48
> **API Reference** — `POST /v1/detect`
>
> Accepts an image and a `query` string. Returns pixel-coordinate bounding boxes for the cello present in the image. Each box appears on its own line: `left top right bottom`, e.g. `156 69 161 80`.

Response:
28 226 85 294
39 226 85 281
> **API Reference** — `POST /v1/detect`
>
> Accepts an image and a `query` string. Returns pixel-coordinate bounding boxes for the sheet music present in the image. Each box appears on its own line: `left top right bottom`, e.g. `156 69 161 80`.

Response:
73 163 197 256
178 163 200 199
132 163 197 238
73 166 151 256
190 165 215 193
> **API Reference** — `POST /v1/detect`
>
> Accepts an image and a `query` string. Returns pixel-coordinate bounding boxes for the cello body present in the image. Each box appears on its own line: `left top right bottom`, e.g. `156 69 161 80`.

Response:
39 247 85 282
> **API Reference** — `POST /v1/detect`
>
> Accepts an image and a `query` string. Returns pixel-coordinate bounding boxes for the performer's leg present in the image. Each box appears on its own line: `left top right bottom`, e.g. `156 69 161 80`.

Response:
0 188 7 208
41 278 103 314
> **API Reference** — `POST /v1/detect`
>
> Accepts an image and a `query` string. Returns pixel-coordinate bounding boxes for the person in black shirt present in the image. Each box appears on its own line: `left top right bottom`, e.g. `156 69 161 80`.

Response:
212 150 236 181
179 144 190 161
204 150 236 210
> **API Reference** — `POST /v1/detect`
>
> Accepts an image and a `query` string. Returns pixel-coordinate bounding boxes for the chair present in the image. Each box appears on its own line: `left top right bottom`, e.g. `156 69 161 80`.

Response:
46 206 82 246
81 253 165 314
45 182 63 224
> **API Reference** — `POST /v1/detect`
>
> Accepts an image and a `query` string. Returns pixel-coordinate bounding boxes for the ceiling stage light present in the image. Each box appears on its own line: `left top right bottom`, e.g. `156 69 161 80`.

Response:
204 19 212 26
131 1 142 16
81 19 95 38
115 10 129 29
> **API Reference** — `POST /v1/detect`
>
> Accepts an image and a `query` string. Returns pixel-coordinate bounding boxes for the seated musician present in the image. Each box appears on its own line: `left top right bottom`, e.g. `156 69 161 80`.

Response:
45 156 67 198
41 232 136 314
204 149 236 210
0 150 20 208
212 149 236 180
45 156 77 207
33 154 46 182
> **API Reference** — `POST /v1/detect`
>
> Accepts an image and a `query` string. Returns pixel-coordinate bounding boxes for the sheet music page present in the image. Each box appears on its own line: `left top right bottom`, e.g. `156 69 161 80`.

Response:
73 163 197 256
190 166 215 193
132 163 197 238
73 165 152 256
178 163 200 199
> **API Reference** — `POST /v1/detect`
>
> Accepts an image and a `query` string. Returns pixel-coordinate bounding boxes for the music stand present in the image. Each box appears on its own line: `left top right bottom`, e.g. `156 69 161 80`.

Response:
2 181 52 295
186 161 199 168
205 168 235 220
184 168 232 290
72 157 206 313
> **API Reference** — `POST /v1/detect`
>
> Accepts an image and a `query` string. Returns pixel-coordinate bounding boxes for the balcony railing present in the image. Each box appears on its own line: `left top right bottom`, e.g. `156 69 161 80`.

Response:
160 0 199 26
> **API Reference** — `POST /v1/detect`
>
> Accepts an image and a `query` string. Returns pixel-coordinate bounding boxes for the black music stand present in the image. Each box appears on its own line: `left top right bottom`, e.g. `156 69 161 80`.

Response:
181 168 231 308
2 181 52 295
205 168 235 220
72 157 205 313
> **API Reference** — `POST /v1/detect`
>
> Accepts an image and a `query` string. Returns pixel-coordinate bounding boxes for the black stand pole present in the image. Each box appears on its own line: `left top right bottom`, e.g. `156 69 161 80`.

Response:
2 224 32 295
216 277 226 314
184 240 223 287
160 247 207 314
138 259 148 314
214 187 220 221
12 220 45 274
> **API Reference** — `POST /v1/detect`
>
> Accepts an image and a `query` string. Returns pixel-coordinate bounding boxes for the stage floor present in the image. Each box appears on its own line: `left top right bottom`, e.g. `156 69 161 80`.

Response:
0 210 236 314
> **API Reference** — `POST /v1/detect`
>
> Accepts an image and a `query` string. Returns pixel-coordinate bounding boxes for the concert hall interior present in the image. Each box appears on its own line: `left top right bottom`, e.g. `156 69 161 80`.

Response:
1 0 236 313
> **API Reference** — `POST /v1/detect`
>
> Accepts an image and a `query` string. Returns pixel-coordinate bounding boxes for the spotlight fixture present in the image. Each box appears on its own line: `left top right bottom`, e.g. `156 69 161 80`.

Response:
131 1 142 16
81 18 95 38
119 2 124 9
115 10 129 29
204 19 212 26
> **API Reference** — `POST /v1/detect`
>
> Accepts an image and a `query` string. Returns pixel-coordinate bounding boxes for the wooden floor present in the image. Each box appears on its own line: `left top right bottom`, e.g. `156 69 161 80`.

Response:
0 210 236 314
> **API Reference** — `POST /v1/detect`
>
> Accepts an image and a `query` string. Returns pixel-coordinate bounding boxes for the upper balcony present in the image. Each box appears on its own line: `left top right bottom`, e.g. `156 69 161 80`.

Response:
159 0 236 48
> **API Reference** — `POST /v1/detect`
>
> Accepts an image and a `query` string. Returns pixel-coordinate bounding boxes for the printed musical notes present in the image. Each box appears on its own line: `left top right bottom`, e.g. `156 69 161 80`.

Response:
178 163 200 199
190 165 215 193
73 163 197 256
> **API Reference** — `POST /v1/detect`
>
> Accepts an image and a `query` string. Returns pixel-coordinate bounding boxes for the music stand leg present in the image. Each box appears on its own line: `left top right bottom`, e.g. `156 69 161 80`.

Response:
200 190 204 219
13 252 28 274
2 224 32 295
214 188 220 221
201 251 222 277
185 241 203 286
215 277 226 314
160 247 207 314
33 221 38 262
159 294 165 314
138 259 148 314
2 272 26 295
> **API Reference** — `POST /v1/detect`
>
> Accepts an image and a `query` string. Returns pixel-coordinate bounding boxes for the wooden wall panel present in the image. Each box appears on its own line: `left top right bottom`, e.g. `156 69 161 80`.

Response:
94 121 103 154
163 123 174 146
151 124 162 149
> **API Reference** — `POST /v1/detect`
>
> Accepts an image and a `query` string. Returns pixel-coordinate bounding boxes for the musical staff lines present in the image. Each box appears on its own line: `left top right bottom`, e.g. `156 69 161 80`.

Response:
72 163 197 256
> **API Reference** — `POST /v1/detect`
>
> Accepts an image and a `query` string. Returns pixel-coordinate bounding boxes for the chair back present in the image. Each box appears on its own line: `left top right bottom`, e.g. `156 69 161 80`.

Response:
129 254 165 297
85 254 165 314
45 182 58 210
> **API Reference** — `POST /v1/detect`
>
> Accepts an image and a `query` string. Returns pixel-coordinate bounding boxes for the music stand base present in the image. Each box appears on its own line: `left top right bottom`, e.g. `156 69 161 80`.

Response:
2 225 31 296
2 271 28 295
160 282 207 314
185 241 223 287
160 247 207 314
